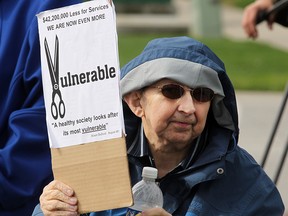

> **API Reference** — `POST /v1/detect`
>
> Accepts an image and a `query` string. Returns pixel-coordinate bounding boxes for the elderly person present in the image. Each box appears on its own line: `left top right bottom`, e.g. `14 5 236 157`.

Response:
33 37 284 216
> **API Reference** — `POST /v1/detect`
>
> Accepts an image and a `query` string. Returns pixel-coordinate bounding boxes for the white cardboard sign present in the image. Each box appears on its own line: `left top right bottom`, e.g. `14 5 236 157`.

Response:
37 0 123 148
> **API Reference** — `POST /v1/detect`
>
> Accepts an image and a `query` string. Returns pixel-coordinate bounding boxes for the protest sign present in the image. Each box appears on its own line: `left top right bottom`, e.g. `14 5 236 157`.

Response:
37 0 132 213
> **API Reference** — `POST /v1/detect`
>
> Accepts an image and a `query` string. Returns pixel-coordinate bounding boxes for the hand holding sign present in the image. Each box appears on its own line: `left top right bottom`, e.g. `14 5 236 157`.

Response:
37 1 131 213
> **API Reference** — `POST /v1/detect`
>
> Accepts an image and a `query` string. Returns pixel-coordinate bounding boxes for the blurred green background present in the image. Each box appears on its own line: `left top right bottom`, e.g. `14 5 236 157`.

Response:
116 0 288 91
221 0 254 8
118 33 288 91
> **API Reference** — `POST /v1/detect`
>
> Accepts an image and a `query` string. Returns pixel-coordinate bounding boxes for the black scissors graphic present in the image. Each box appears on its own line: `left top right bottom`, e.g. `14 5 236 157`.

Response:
44 35 65 120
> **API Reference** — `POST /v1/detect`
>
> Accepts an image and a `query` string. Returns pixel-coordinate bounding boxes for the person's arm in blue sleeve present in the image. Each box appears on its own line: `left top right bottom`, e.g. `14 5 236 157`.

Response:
0 1 81 215
0 4 52 216
32 203 128 216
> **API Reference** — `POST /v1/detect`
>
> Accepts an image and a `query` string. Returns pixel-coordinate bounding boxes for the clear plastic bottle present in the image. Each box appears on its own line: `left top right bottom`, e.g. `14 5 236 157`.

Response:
126 167 164 216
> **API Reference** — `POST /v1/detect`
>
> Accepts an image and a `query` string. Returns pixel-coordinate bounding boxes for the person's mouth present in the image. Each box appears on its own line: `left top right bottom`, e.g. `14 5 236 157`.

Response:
172 120 196 128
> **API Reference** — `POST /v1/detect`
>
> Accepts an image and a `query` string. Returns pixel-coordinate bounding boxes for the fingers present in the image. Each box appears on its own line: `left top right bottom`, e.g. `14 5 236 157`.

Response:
242 0 274 39
40 180 78 216
267 13 275 30
242 3 260 39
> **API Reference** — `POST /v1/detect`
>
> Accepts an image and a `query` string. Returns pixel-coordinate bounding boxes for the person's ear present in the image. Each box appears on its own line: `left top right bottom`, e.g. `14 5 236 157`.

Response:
123 91 143 117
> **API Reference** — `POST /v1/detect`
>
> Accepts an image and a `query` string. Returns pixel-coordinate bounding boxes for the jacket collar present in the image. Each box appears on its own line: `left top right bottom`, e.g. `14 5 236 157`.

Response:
126 121 234 214
127 123 199 171
126 121 233 169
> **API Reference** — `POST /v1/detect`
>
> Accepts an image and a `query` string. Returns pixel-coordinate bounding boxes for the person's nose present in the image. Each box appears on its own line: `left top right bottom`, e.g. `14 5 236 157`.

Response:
177 91 196 115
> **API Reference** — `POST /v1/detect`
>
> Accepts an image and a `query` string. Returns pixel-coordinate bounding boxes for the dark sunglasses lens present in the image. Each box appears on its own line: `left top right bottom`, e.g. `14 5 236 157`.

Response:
192 87 214 102
161 84 184 99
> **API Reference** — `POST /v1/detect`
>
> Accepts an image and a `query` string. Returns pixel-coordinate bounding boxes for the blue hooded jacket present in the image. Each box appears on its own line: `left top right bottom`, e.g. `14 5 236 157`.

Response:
33 37 284 216
0 1 80 215
99 37 284 215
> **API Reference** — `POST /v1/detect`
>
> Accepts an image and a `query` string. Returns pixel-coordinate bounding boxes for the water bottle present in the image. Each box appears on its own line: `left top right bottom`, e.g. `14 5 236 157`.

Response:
126 167 164 216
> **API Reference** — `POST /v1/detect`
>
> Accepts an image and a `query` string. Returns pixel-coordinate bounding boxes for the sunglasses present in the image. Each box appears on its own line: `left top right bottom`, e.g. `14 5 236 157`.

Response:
153 84 214 102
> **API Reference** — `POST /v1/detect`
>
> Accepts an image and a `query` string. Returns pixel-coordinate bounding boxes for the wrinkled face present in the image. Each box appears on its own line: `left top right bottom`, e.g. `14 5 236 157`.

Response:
126 79 211 154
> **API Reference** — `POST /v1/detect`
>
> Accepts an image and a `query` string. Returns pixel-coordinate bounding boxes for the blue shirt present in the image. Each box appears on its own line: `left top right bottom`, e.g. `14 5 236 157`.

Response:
0 1 80 215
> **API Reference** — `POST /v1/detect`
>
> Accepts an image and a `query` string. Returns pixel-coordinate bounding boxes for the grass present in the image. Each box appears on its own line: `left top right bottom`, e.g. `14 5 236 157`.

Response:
118 33 288 91
221 0 254 8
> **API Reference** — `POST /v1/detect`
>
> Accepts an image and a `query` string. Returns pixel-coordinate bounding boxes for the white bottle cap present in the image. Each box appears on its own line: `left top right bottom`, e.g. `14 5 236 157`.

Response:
142 167 158 179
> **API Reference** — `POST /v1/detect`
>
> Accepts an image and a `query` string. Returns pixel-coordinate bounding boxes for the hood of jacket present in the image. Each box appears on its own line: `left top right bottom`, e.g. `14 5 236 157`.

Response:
120 36 239 144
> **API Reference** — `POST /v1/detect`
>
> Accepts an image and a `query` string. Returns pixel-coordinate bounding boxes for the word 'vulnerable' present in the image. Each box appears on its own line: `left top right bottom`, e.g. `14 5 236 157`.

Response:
60 64 116 88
